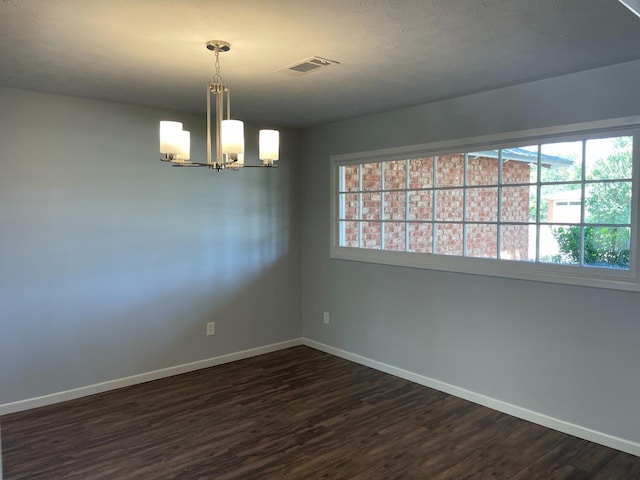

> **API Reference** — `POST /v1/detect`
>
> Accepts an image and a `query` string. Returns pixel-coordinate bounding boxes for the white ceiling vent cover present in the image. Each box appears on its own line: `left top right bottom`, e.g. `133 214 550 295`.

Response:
277 56 340 76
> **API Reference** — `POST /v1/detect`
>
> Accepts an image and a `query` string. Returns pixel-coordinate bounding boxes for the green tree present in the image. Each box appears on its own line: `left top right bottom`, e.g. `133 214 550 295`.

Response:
552 137 632 268
585 138 632 224
553 226 629 267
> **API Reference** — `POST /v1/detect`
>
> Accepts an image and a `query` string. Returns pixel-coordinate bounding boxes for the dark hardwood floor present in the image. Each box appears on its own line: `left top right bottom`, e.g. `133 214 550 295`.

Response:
2 346 639 479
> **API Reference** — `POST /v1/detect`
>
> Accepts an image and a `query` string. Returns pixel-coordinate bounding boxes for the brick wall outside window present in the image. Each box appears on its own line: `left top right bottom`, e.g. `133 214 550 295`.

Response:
340 155 531 258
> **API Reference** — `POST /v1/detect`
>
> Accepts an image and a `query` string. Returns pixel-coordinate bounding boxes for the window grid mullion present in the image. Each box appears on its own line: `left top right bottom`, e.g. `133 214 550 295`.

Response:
580 140 587 266
358 165 363 249
432 156 438 254
380 162 385 250
535 145 541 262
497 149 503 259
405 159 410 252
463 153 468 258
338 170 345 246
632 130 640 274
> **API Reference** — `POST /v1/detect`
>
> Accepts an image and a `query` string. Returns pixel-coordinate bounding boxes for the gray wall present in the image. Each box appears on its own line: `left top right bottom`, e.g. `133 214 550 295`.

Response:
301 60 640 443
0 87 301 405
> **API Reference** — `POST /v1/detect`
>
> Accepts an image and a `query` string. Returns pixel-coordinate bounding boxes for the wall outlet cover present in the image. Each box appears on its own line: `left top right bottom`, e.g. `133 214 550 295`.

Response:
206 322 215 336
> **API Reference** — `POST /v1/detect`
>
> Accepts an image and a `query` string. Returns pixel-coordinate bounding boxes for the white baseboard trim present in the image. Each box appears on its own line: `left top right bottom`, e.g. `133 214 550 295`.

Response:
302 338 640 458
0 338 303 417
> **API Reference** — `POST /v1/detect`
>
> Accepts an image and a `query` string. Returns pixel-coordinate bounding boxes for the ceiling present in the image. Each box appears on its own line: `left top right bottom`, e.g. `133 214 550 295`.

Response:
1 0 639 128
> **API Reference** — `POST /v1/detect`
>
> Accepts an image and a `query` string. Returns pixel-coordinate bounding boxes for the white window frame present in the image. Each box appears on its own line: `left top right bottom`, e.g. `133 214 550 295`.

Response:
330 117 640 291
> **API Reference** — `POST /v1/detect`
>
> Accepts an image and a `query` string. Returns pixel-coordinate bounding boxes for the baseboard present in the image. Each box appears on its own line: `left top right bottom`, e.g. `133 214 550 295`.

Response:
0 338 303 417
302 338 640 458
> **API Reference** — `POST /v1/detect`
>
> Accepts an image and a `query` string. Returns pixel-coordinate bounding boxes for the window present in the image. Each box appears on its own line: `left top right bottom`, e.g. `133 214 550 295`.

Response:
330 118 640 291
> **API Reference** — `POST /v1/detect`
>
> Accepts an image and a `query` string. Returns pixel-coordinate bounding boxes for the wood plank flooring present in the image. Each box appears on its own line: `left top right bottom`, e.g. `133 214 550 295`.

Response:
1 346 639 479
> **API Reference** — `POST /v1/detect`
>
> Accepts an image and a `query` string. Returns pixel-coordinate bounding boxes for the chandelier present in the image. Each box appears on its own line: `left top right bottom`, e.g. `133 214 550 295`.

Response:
159 40 279 171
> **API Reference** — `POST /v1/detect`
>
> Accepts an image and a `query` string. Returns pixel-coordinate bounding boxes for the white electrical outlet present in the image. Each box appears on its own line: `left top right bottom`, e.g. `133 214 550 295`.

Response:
206 322 215 336
323 312 330 325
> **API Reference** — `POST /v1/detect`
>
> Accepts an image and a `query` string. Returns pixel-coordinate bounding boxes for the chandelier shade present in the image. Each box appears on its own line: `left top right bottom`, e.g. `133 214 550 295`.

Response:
221 119 244 156
176 130 190 161
159 40 279 171
159 121 184 156
259 129 280 165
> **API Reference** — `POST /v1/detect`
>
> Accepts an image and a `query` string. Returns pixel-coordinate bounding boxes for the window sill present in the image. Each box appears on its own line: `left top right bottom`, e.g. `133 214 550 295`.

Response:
330 246 640 292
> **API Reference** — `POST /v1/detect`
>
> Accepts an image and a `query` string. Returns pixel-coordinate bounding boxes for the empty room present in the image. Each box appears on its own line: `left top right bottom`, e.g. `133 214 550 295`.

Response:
1 1 640 478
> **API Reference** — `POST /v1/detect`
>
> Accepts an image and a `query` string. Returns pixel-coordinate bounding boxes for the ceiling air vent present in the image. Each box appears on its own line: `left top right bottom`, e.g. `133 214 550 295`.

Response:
277 56 340 76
